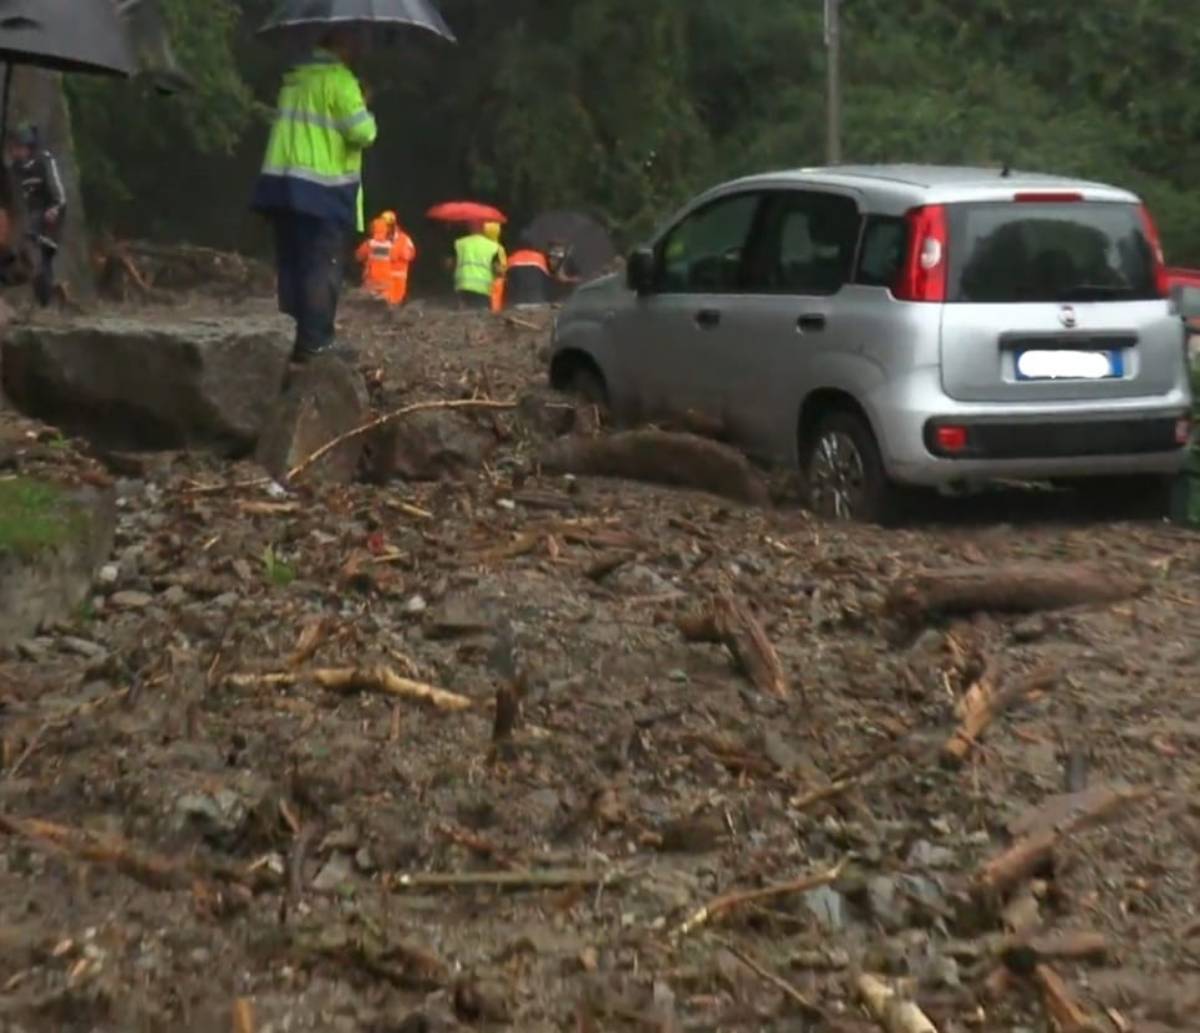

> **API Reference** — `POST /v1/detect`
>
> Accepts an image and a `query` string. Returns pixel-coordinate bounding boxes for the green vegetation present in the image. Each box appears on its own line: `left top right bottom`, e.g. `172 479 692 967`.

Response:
261 543 296 588
60 0 1200 263
0 477 87 557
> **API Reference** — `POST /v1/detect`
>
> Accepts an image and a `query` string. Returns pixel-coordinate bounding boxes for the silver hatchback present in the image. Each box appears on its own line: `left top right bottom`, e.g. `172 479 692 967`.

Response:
548 164 1193 522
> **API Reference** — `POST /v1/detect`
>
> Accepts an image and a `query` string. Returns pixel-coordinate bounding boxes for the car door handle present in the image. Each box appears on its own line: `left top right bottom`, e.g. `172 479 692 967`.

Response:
797 313 826 333
694 308 721 329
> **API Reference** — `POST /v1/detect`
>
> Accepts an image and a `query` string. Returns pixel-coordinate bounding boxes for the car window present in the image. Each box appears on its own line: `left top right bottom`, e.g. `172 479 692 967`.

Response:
657 192 762 293
745 191 861 295
947 202 1158 303
856 216 906 288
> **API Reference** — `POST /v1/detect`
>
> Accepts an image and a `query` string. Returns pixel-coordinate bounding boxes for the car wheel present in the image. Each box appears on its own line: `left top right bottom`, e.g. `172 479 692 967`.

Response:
803 410 906 524
570 365 608 406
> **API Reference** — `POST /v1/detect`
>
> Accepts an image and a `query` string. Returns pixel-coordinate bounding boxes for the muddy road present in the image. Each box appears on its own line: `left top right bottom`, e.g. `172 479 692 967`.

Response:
1 296 1199 1032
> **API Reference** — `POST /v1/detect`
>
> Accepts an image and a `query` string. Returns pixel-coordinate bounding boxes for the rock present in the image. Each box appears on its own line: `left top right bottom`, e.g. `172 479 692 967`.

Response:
175 788 250 849
608 564 674 596
312 852 356 894
58 635 107 660
97 563 119 587
371 409 495 482
658 813 725 854
255 356 369 484
110 590 153 610
424 595 495 640
0 480 116 648
907 839 958 870
804 885 848 932
2 315 292 453
453 978 511 1023
517 387 576 438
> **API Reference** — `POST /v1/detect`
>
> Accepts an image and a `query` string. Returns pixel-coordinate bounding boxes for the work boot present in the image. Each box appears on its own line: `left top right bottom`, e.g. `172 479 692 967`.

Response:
292 342 358 364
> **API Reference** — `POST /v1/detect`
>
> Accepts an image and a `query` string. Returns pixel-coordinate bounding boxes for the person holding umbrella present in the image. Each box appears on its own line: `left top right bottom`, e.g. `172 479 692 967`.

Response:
5 123 66 308
251 26 377 362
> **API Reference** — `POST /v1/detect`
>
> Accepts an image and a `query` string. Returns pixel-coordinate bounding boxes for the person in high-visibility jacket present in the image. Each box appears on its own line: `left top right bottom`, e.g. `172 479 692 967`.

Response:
503 240 554 308
251 28 377 362
355 215 393 296
453 221 506 310
386 220 417 306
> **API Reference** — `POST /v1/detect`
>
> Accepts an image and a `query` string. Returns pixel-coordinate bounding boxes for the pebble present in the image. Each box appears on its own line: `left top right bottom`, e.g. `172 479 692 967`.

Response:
97 564 120 587
404 594 428 615
59 636 107 660
312 853 356 894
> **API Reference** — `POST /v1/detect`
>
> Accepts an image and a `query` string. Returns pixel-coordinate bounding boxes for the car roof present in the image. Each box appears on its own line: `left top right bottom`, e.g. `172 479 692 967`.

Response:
716 163 1139 210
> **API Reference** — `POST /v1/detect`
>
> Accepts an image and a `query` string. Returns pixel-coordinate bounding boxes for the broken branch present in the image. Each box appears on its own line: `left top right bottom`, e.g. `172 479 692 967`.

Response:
709 934 824 1018
314 666 472 711
1032 963 1102 1032
974 784 1152 899
392 867 621 891
855 973 939 1033
942 664 1059 766
887 564 1144 625
677 858 847 936
287 398 515 483
677 592 790 698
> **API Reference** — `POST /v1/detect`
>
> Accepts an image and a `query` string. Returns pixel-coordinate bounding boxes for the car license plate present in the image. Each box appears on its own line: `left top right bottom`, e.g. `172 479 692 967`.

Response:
1014 349 1123 381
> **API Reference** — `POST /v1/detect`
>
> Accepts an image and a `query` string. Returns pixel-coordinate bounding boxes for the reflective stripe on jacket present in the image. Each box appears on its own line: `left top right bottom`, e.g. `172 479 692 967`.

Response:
251 50 377 231
454 234 502 296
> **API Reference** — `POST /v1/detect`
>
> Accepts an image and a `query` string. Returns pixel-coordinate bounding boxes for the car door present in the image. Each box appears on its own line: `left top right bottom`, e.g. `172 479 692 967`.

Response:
617 190 766 425
699 188 864 461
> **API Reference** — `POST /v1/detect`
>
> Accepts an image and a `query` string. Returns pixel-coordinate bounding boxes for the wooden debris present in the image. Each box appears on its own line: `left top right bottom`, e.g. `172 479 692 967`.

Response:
677 858 847 936
0 813 261 895
231 998 256 1033
709 934 823 1018
539 429 771 505
585 551 633 582
942 664 1058 766
1032 963 1102 1032
1000 930 1109 973
677 592 790 698
313 666 472 711
975 784 1152 899
392 867 620 891
287 398 515 483
855 973 939 1033
887 564 1144 625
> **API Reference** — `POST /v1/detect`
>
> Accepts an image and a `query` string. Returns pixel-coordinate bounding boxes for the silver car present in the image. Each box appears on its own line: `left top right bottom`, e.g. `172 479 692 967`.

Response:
548 164 1193 522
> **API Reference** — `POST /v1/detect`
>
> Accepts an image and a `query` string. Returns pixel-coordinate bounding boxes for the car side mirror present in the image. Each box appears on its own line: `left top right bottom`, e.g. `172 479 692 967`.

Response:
626 246 655 294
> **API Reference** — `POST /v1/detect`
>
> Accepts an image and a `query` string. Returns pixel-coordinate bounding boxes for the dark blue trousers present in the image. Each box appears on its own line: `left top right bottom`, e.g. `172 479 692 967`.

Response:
271 211 346 355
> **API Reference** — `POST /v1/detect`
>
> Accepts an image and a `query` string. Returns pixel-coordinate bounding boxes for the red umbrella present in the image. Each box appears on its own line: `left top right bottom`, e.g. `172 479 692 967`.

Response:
426 201 507 224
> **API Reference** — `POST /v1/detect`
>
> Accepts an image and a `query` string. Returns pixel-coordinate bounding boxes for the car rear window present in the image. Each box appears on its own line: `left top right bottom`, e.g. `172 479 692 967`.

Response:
946 201 1158 303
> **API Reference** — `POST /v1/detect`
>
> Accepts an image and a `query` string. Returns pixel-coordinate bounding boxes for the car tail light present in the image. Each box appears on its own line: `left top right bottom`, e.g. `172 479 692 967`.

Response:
1138 204 1170 298
935 425 968 453
894 205 947 302
1176 417 1191 446
1012 191 1083 202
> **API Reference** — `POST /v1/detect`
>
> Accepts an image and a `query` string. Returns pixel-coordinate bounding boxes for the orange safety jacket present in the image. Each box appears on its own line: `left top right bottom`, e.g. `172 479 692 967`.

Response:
355 221 393 296
386 231 417 305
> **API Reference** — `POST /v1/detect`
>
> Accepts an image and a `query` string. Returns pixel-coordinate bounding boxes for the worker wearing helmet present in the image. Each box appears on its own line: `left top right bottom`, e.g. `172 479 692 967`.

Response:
386 218 417 306
453 220 506 310
355 215 393 297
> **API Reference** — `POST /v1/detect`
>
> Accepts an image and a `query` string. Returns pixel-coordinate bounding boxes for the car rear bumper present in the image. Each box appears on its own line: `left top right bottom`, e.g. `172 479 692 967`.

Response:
873 375 1193 487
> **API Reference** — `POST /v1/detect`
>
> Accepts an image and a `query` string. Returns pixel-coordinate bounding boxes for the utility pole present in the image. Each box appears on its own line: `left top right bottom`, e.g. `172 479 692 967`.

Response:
825 0 841 164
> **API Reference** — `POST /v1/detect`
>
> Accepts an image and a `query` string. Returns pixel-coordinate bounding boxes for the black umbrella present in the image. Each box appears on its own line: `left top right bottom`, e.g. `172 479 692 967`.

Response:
522 210 617 281
0 0 137 142
258 0 456 43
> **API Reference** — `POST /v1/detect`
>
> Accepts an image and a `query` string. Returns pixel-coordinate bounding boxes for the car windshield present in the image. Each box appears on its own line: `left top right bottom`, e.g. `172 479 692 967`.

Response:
946 201 1158 303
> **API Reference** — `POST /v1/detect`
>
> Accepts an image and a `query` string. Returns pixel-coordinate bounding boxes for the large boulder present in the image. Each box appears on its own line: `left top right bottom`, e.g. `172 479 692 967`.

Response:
368 408 496 482
0 478 115 648
1 316 292 453
255 357 369 484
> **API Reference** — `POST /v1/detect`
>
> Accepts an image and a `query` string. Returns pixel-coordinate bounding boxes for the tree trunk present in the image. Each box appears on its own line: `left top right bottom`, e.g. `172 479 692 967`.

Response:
7 66 95 300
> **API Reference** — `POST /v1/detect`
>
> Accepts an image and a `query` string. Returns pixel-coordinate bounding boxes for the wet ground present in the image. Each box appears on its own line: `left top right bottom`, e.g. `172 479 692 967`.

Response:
1 294 1199 1032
